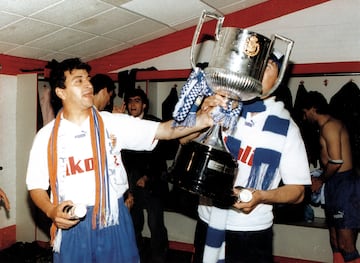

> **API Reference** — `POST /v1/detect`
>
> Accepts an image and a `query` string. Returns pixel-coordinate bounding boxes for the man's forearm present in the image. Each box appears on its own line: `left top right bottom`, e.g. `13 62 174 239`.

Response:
260 185 305 204
156 117 211 140
321 162 341 181
29 189 54 218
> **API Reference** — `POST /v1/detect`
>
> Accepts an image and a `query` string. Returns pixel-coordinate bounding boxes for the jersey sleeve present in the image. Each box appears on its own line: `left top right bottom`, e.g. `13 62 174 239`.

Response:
280 120 311 185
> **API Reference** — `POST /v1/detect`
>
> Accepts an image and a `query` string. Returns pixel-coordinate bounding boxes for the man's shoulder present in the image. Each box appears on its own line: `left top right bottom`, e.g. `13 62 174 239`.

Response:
144 114 162 122
324 117 343 130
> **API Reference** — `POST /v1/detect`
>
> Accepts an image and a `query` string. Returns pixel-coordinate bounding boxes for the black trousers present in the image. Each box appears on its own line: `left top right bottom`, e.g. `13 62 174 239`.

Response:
193 218 274 263
131 187 168 262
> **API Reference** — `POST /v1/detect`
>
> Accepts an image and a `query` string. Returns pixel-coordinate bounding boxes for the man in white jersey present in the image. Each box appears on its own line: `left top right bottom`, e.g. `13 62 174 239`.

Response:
25 58 222 263
192 53 311 263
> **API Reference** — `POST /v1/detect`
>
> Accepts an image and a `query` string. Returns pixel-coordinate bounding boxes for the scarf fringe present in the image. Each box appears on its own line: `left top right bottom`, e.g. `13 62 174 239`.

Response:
52 229 62 253
172 68 212 127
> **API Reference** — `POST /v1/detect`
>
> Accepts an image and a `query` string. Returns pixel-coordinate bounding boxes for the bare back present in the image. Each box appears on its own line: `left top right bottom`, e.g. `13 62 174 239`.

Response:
319 117 352 172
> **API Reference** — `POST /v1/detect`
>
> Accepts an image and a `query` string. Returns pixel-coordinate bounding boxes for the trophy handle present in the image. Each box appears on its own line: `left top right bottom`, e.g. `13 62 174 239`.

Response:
262 34 294 97
190 10 224 71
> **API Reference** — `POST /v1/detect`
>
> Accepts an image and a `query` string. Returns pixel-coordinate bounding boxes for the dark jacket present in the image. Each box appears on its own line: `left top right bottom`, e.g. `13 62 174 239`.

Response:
121 114 169 197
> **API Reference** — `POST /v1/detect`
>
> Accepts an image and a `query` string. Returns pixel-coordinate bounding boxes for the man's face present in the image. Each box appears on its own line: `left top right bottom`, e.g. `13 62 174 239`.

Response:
302 107 316 123
261 59 279 97
126 95 146 117
57 69 93 110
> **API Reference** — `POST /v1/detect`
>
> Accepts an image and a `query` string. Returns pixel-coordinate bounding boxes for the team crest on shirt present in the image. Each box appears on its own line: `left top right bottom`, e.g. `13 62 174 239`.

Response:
109 134 117 148
109 133 121 166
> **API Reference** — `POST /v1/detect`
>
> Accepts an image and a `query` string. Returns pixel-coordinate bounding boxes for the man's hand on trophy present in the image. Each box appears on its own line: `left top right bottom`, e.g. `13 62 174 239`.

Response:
179 95 227 145
195 94 227 126
199 94 227 113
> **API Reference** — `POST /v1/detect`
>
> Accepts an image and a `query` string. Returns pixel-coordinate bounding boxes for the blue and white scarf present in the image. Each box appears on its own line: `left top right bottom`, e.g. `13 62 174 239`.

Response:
172 68 242 131
203 98 291 263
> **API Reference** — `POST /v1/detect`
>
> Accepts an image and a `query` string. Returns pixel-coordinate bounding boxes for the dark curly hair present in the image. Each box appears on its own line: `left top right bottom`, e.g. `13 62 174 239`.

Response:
91 74 116 95
49 58 91 115
302 91 330 114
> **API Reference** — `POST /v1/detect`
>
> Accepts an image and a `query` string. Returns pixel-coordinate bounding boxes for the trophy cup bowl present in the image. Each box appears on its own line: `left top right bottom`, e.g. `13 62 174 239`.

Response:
204 27 272 101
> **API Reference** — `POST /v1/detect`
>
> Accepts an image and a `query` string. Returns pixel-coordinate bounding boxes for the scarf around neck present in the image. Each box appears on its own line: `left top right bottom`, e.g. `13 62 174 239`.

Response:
47 106 117 251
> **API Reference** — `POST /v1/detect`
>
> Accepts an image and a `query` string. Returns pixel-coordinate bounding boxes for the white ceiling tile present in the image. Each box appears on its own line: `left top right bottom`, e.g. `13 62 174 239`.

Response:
61 37 123 57
1 0 62 16
221 0 267 14
71 8 142 35
31 0 113 26
0 41 19 53
4 45 53 59
202 0 267 14
129 27 175 46
39 51 76 62
0 11 23 27
103 18 168 42
27 28 94 50
82 42 132 61
121 0 216 27
100 0 133 7
0 18 61 45
0 0 282 61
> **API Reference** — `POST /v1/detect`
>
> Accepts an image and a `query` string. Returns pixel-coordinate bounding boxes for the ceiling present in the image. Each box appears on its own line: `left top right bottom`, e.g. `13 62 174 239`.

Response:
0 0 266 62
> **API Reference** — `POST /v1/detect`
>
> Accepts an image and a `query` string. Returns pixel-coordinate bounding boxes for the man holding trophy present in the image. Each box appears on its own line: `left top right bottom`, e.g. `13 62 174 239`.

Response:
192 52 311 263
170 11 311 263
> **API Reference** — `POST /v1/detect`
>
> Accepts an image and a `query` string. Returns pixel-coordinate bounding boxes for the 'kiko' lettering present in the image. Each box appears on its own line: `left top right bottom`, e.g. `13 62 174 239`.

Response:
66 157 94 176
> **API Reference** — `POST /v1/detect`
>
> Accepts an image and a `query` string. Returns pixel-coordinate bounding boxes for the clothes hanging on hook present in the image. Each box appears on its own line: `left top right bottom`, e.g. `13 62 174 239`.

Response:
293 82 321 167
162 84 178 121
162 84 179 160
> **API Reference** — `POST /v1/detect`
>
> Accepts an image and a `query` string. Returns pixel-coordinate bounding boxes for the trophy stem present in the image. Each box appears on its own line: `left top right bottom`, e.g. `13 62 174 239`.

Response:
196 122 226 151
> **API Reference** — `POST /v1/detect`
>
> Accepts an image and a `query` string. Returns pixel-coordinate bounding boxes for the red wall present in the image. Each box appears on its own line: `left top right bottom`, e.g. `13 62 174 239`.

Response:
0 225 16 250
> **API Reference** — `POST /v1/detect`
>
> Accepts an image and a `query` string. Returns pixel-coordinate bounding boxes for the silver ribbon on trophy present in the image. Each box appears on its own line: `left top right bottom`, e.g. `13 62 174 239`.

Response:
170 11 294 206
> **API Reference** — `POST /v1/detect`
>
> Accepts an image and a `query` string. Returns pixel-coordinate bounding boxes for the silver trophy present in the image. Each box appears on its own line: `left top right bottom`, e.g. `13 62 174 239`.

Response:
170 11 294 206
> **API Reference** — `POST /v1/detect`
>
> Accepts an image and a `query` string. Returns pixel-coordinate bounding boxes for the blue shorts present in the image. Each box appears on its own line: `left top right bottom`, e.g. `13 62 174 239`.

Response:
324 170 360 229
53 197 139 263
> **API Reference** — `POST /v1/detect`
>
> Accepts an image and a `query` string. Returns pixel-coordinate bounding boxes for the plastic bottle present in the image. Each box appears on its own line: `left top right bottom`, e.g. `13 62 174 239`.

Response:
63 204 87 219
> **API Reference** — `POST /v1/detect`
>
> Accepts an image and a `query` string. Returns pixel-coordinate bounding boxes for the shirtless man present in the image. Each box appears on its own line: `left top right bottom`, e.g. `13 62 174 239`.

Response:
302 91 360 263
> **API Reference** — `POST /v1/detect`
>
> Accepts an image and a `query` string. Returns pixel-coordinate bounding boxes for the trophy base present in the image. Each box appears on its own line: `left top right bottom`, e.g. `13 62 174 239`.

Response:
170 140 238 208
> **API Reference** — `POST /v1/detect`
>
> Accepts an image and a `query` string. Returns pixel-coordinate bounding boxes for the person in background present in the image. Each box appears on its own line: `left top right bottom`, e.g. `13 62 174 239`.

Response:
91 73 116 112
25 58 222 263
121 88 169 263
0 188 10 211
301 91 360 263
191 53 311 263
